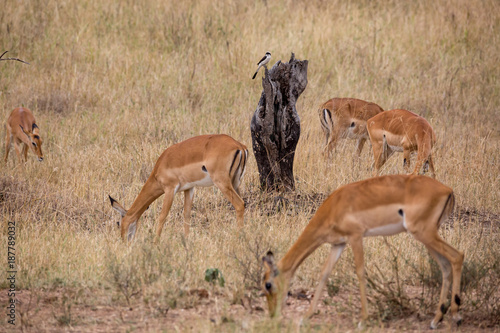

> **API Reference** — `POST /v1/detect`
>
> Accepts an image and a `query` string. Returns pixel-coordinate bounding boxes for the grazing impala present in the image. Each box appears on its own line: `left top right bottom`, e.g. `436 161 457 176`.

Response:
109 134 248 241
318 98 383 158
262 175 463 329
367 109 436 178
4 107 43 163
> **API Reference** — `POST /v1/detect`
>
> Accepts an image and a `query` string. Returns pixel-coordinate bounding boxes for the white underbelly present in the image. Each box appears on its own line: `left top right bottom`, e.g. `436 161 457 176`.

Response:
176 174 214 193
364 221 406 237
388 144 404 152
346 130 359 139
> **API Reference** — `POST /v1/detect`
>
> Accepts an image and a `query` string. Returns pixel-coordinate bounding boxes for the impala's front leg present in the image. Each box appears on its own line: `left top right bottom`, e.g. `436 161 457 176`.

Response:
305 244 345 318
22 143 29 161
4 131 11 162
183 188 194 237
13 141 24 164
155 189 175 241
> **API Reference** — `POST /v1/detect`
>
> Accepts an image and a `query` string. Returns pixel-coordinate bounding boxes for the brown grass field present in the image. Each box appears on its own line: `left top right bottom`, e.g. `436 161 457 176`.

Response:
1 0 499 331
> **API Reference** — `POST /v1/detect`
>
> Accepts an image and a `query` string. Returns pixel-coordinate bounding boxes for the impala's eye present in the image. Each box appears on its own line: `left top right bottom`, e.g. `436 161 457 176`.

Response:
265 282 272 290
350 122 355 127
32 142 36 147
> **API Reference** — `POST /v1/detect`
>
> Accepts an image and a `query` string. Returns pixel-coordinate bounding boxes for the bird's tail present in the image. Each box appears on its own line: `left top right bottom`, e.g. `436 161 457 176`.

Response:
252 71 258 80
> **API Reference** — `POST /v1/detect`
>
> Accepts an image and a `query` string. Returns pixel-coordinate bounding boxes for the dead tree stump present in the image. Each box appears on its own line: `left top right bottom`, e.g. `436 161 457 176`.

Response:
250 53 308 192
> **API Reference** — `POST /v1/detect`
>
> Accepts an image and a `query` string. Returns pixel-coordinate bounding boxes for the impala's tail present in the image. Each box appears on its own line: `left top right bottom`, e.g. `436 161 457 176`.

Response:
229 149 248 190
319 107 333 134
437 193 455 228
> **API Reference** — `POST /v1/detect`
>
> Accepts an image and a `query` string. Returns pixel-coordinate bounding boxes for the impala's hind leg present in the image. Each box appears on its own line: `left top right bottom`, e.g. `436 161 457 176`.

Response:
427 155 436 178
426 247 452 328
155 189 175 240
350 235 368 323
356 137 367 156
403 148 411 174
213 179 245 227
371 142 387 177
182 188 194 237
414 234 464 329
324 135 339 161
414 137 433 176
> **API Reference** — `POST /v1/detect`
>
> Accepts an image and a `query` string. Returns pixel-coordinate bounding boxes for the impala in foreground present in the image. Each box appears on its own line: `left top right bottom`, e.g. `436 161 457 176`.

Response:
262 175 463 329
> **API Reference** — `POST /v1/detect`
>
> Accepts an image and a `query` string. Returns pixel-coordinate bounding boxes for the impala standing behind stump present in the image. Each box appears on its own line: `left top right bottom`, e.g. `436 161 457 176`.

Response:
109 134 248 241
367 109 436 178
4 107 43 163
318 98 384 159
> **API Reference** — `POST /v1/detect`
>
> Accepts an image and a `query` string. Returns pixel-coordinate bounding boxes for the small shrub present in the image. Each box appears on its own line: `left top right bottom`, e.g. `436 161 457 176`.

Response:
204 268 225 287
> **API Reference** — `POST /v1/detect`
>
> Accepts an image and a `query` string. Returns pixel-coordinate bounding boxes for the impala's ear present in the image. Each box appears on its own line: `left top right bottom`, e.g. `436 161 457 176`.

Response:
262 250 274 264
262 251 278 275
32 123 39 134
109 195 127 217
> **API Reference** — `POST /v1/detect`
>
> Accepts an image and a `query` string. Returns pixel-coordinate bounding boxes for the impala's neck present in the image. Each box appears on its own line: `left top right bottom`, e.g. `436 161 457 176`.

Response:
15 126 32 146
19 134 32 147
277 217 326 278
126 176 163 221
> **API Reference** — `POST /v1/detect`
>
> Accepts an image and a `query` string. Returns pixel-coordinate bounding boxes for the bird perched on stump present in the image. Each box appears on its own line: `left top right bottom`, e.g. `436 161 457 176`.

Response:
252 52 271 79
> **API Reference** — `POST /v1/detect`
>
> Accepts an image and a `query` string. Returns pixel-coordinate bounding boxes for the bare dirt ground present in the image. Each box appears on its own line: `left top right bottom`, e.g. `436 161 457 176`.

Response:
2 287 498 333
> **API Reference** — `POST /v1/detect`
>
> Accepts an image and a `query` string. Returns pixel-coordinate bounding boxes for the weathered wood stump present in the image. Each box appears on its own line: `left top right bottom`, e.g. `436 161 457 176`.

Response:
250 53 308 192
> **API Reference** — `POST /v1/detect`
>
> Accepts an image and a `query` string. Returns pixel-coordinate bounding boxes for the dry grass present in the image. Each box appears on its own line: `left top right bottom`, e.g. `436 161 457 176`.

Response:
1 0 499 331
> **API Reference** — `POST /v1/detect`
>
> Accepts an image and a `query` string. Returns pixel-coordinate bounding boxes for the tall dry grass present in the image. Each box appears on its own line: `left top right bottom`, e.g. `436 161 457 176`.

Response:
1 0 499 331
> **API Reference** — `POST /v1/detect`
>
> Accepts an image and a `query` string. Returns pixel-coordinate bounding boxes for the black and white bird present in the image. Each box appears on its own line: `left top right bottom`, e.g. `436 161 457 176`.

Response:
252 52 271 79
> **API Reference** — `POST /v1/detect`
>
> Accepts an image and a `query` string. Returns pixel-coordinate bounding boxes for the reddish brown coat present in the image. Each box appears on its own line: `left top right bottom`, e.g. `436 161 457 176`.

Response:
110 134 248 241
4 107 43 163
262 175 463 329
367 109 436 178
318 98 383 158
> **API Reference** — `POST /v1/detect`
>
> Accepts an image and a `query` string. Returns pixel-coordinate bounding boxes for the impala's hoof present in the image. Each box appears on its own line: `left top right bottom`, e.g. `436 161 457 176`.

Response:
430 319 441 330
453 314 463 326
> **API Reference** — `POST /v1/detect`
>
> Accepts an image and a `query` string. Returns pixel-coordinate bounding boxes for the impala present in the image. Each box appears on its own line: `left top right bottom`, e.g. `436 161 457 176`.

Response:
4 107 43 163
367 109 436 178
318 98 383 158
109 134 248 241
262 175 463 329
